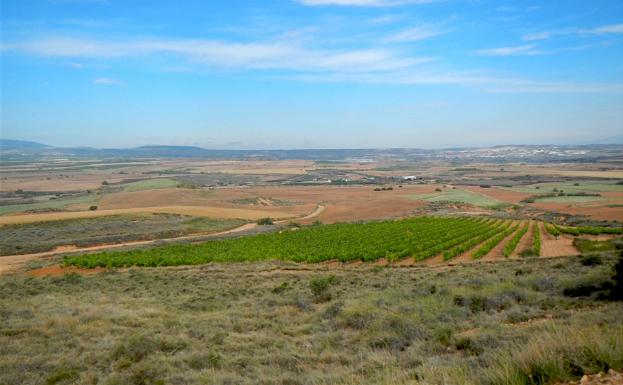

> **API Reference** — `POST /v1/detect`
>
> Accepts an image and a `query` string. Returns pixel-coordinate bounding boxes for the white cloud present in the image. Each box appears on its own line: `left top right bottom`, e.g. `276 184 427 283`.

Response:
93 77 126 87
474 44 538 57
296 0 438 7
586 23 623 35
2 36 435 73
287 70 623 94
522 32 550 41
384 24 450 43
522 23 623 42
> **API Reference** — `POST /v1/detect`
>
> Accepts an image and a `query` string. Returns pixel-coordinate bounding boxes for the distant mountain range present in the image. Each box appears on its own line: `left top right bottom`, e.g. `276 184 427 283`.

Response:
1 139 622 163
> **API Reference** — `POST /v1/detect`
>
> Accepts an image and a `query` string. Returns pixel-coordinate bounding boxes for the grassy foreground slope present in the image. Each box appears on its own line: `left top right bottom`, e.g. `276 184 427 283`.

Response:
1 255 622 385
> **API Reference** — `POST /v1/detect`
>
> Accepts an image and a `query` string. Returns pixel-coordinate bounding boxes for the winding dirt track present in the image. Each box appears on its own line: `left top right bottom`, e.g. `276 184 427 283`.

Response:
0 205 325 274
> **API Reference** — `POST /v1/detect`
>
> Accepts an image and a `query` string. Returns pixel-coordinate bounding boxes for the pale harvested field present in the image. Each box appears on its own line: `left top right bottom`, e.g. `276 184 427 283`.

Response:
225 185 439 223
0 206 299 225
470 163 623 179
96 187 315 216
462 186 531 204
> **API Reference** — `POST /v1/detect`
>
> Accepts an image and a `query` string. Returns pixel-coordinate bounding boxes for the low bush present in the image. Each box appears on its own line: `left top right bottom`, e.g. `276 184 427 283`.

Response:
580 254 603 266
309 275 337 302
573 238 616 253
612 245 623 300
256 217 274 225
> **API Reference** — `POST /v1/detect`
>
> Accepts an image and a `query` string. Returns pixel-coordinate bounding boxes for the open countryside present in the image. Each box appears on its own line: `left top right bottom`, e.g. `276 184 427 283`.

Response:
2 1 623 385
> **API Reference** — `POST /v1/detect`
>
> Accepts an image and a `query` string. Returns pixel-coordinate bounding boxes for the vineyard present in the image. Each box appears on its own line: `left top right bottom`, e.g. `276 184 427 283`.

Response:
64 217 622 268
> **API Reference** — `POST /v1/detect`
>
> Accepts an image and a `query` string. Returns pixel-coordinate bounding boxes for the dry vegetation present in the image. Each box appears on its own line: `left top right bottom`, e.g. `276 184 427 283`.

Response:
1 252 622 385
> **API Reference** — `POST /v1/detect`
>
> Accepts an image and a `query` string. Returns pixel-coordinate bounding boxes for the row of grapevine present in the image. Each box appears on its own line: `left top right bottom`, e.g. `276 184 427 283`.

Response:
442 219 506 261
472 222 518 259
554 225 622 236
532 222 541 256
544 224 561 237
65 217 498 268
503 222 528 257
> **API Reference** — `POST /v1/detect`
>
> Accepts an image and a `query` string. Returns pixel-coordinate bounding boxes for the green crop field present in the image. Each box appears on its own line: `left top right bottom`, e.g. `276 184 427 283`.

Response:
410 188 503 207
506 182 623 194
66 217 510 268
0 194 100 216
534 195 605 203
120 178 180 192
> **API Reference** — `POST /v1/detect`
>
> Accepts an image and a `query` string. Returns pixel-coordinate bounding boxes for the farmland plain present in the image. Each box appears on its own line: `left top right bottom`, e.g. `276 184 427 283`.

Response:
1 145 622 385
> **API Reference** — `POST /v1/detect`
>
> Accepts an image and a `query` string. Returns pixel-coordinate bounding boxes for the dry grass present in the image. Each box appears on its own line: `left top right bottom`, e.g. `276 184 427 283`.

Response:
1 254 621 385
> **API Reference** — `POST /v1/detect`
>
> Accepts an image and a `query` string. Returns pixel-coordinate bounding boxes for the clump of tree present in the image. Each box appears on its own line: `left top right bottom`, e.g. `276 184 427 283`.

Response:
88 206 98 211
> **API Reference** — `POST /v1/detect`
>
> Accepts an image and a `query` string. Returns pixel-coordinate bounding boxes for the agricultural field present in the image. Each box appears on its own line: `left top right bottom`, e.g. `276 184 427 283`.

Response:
2 151 623 385
0 214 246 256
120 178 180 192
0 193 100 215
65 217 505 267
63 216 620 269
409 188 505 208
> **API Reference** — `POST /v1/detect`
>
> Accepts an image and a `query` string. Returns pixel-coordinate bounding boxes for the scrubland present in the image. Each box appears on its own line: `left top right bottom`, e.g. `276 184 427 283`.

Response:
1 249 621 385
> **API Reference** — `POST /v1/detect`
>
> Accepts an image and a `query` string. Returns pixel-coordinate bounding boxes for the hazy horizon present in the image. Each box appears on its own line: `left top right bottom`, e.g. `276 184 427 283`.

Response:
2 0 623 149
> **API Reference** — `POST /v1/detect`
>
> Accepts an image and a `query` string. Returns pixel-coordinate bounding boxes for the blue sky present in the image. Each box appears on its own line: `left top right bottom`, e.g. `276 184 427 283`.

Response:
1 0 622 149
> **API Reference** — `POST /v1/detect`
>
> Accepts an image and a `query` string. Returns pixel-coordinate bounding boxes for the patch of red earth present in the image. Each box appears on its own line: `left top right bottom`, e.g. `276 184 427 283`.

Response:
530 201 623 221
421 253 444 266
26 265 106 277
374 258 389 266
539 223 579 257
346 260 364 267
512 221 534 258
320 260 343 268
394 256 417 266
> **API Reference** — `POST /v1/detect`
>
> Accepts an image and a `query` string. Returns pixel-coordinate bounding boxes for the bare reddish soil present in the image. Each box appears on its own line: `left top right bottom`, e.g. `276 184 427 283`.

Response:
531 198 623 221
512 221 534 258
26 265 106 277
539 223 579 257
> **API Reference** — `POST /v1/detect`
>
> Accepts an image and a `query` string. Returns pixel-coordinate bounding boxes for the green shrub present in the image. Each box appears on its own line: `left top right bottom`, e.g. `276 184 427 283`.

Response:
256 217 274 225
88 205 98 211
573 238 616 253
612 246 623 301
580 254 603 266
309 275 337 302
46 367 79 385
